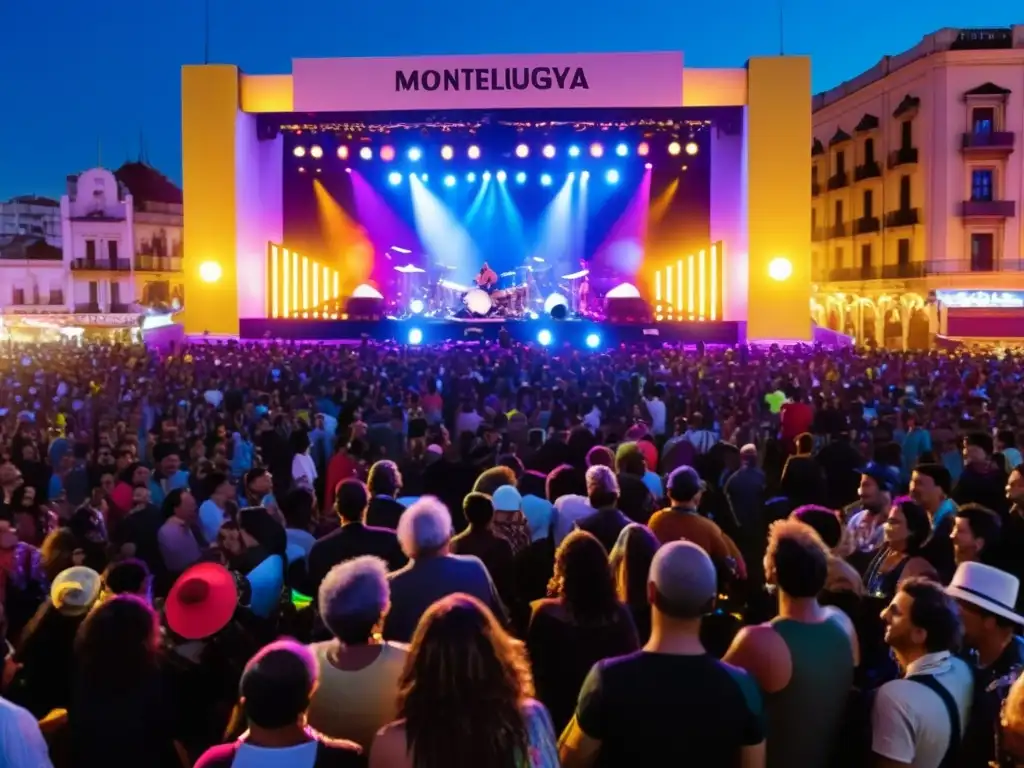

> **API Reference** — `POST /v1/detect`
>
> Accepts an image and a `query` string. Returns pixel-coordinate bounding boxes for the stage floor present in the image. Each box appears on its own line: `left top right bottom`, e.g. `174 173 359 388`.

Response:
239 317 741 346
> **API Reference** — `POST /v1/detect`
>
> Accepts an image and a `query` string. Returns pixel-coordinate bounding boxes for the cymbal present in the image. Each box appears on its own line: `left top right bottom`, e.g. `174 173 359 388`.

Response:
394 264 426 273
500 271 516 278
561 269 589 280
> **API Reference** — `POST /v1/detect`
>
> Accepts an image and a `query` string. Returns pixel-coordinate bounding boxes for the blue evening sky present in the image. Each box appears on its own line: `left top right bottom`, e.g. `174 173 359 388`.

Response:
0 0 1019 200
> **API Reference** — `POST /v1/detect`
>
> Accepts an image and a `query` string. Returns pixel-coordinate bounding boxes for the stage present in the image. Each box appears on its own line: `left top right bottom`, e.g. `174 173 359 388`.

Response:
239 317 741 346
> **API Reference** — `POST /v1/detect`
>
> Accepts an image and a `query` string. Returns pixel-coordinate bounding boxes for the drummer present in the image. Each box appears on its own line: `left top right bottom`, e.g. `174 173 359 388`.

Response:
475 262 498 294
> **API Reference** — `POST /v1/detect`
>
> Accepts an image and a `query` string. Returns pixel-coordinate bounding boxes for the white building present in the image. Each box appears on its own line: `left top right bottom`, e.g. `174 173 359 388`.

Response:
0 195 62 246
0 163 184 333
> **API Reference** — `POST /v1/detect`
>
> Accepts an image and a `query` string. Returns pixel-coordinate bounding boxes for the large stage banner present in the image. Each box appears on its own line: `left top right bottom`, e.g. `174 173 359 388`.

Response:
292 52 684 112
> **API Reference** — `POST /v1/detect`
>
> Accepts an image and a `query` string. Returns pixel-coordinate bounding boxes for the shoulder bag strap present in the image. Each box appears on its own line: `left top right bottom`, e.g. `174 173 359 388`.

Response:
906 673 961 768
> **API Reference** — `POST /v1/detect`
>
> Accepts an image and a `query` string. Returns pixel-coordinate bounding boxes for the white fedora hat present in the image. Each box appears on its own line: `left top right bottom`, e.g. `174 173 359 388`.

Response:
946 562 1024 626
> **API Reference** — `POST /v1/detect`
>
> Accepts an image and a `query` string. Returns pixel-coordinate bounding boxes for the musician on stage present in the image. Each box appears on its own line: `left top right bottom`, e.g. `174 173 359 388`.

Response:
476 262 498 293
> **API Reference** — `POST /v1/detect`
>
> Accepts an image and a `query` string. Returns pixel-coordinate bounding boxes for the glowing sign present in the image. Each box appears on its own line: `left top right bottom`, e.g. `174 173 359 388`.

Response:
936 290 1024 309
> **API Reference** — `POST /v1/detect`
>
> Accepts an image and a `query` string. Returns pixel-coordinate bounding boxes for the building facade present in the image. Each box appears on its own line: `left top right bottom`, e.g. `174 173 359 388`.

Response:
811 25 1024 347
0 195 61 245
0 163 184 336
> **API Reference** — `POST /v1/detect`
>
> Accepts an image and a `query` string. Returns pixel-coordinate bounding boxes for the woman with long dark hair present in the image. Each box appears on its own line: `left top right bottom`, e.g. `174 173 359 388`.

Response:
370 594 558 768
526 530 639 733
608 523 660 643
70 594 182 767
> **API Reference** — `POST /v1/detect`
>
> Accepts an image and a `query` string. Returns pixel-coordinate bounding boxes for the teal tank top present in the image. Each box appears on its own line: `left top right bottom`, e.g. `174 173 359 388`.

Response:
765 616 855 768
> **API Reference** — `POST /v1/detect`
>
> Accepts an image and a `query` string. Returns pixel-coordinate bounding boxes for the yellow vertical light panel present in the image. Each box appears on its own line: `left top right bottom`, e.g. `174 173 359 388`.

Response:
666 265 673 307
746 56 812 341
698 250 706 320
687 255 695 320
655 271 662 303
676 259 683 315
710 245 718 321
181 65 242 335
291 251 299 315
270 245 279 318
301 256 309 311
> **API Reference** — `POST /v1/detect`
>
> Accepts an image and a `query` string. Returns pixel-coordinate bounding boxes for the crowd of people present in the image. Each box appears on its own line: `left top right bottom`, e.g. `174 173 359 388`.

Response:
3 336 1024 767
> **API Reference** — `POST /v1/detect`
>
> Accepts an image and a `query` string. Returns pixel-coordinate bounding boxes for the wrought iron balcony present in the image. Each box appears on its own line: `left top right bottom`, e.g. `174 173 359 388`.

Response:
854 161 882 181
884 208 920 228
887 147 918 168
854 216 881 235
960 200 1016 218
961 131 1015 151
71 258 131 271
827 171 849 191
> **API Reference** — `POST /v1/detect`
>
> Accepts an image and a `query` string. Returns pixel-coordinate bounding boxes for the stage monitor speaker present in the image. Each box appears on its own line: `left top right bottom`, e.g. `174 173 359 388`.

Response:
344 297 385 321
605 297 652 323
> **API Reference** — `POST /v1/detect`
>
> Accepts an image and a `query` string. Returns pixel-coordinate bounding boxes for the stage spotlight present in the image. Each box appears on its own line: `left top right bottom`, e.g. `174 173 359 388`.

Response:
310 145 324 159
540 173 552 187
644 162 653 170
568 171 576 180
637 142 650 156
380 145 396 162
198 261 222 283
568 145 581 158
515 144 529 158
544 293 569 316
542 144 556 159
443 174 456 188
345 168 351 174
581 171 590 181
359 147 373 160
467 172 476 183
615 143 629 157
605 169 620 184
441 145 454 160
585 333 601 349
537 329 553 346
590 143 604 158
420 173 429 182
468 145 481 160
409 299 425 315
408 147 423 161
482 171 492 181
352 283 384 299
337 146 349 160
496 170 507 183
668 141 682 156
408 328 424 345
388 172 402 186
293 146 306 158
768 257 793 281
515 172 527 184
685 141 699 156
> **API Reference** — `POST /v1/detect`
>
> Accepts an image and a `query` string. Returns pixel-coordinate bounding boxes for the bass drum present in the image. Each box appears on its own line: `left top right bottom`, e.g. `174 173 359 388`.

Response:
464 288 493 316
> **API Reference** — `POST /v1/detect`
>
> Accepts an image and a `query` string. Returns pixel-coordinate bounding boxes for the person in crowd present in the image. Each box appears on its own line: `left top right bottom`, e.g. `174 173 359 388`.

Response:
997 430 1023 474
613 443 655 523
724 443 766 536
864 498 937 601
0 605 54 766
1001 466 1024 608
451 492 515 601
198 470 235 545
38 527 81 585
158 488 202 577
491 485 532 555
383 497 507 642
290 429 318 490
950 502 1002 566
280 487 318 563
608 523 660 644
955 431 1010 516
649 465 745 580
527 530 639 733
110 462 150 528
560 540 765 768
790 505 864 603
371 593 559 768
305 478 406 597
366 460 405 530
307 556 407 750
518 469 554 543
845 462 899 571
947 561 1024 767
1001 671 1024 765
195 640 364 767
575 466 631 553
549 463 593 547
70 594 182 767
724 519 857 768
873 578 973 768
684 412 718 455
148 444 189 508
100 558 151 601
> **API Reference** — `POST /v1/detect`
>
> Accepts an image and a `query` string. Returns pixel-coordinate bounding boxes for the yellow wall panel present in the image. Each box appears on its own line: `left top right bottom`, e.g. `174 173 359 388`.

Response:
241 74 294 113
746 57 812 341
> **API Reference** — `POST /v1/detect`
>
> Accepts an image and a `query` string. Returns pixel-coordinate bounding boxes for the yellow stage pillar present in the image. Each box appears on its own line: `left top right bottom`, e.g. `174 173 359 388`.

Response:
181 65 242 336
745 57 812 341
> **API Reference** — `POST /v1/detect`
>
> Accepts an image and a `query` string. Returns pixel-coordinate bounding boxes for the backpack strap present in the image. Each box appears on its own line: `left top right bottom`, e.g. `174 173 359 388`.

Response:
906 673 961 768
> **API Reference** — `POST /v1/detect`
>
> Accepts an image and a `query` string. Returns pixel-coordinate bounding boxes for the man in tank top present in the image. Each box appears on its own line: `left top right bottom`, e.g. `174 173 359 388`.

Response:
724 519 859 768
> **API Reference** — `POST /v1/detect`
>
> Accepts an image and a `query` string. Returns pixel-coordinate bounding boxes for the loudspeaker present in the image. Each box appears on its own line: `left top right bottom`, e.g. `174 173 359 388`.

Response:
344 297 385 321
604 297 652 323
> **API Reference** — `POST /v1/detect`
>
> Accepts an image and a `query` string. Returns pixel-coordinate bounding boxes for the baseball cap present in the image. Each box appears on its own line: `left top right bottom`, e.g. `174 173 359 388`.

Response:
650 541 717 618
857 461 899 494
667 465 707 502
492 485 523 512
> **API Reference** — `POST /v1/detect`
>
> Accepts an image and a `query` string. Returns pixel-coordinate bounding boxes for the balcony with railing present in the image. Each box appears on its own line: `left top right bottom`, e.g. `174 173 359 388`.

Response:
70 258 131 271
812 181 821 197
134 255 183 272
885 208 920 228
854 161 882 182
887 146 918 168
827 171 849 191
854 216 881 235
109 303 135 313
961 131 1015 153
824 262 927 282
812 226 826 242
960 200 1016 218
828 222 849 238
925 258 1024 274
73 303 101 313
2 295 67 313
